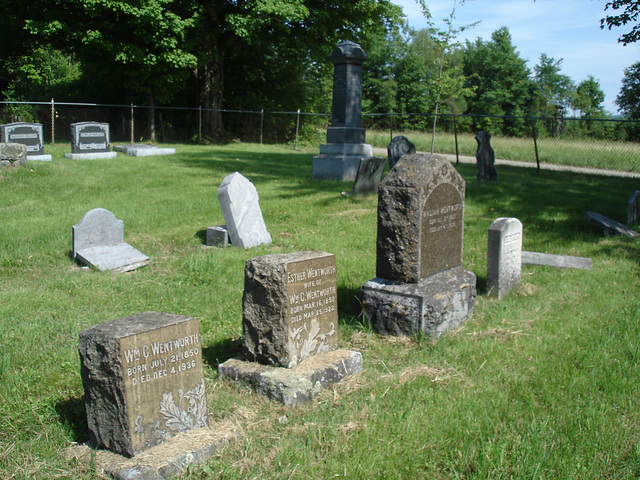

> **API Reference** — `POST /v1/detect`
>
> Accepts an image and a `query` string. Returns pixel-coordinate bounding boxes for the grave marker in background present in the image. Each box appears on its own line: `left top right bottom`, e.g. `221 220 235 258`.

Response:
66 122 117 159
628 191 639 226
387 135 415 170
487 217 522 299
360 153 476 337
78 312 207 458
0 122 51 161
219 251 362 405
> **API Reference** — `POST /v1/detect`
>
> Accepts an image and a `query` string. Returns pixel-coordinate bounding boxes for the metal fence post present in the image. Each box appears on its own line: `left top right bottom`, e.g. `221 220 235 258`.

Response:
453 110 459 165
130 103 134 145
260 109 264 145
198 105 202 143
530 116 540 173
294 108 300 150
389 108 393 142
50 98 55 144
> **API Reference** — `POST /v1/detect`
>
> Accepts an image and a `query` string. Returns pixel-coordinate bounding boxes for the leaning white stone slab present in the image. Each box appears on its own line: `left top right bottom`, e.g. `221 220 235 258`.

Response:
217 172 271 249
76 243 149 272
522 251 592 270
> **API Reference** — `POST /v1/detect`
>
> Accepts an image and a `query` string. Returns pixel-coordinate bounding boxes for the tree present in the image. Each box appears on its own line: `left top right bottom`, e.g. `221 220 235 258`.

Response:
600 0 640 45
462 27 535 135
616 61 640 118
532 54 575 118
571 76 605 118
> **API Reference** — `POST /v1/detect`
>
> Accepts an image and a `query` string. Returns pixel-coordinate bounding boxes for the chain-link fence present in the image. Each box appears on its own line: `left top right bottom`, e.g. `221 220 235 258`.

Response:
1 100 638 174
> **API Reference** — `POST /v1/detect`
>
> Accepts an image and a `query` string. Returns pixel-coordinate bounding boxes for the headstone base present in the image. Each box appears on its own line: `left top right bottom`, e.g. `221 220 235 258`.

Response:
65 152 117 160
206 225 229 247
218 349 362 406
63 424 238 480
313 143 374 181
359 266 477 337
28 154 52 161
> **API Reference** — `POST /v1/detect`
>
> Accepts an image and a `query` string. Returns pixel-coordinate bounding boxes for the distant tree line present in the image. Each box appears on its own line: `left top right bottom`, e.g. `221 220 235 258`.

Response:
1 0 638 141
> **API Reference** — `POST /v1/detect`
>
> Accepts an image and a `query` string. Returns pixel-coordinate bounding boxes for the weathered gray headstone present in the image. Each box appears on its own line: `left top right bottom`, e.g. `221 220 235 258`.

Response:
628 191 639 226
72 208 149 272
360 153 476 337
387 135 416 170
585 211 639 238
0 143 27 167
312 41 382 181
487 217 522 299
242 251 338 368
342 156 386 196
217 172 272 249
475 130 497 181
65 122 117 159
205 225 229 248
376 153 465 283
219 251 362 405
79 312 207 458
0 122 51 161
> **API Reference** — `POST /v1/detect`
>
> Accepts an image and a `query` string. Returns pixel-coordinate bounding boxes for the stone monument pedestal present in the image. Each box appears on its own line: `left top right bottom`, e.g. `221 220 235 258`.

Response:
312 143 374 181
360 267 476 338
219 349 362 406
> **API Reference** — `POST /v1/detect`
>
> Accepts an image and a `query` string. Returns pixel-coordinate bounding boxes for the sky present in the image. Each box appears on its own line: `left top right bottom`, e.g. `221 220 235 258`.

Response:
391 0 640 114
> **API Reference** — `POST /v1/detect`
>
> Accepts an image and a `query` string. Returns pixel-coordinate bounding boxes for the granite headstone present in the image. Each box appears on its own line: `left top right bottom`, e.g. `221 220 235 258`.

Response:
360 153 476 337
475 130 497 182
387 135 416 170
0 122 51 160
78 312 207 458
628 191 639 226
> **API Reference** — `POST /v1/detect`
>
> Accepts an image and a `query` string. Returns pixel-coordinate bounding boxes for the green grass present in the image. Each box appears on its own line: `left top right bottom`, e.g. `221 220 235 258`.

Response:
367 130 640 173
1 143 639 479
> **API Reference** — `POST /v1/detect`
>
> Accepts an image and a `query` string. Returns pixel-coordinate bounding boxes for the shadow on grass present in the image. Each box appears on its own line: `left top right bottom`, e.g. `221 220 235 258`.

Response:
203 337 243 369
55 397 89 444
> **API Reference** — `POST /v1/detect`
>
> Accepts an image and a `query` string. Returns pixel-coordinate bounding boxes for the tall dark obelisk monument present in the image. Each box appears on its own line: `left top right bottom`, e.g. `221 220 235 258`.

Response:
312 41 377 181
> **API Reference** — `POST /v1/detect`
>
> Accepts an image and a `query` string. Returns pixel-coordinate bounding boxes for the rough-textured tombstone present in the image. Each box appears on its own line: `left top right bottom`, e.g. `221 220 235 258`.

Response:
487 217 522 299
360 153 476 337
628 191 640 225
113 144 176 156
205 225 229 248
0 143 27 167
217 172 272 248
387 135 416 170
475 130 497 182
342 156 386 196
242 251 339 368
218 251 362 405
65 122 117 160
585 211 639 238
78 312 207 458
0 122 51 161
72 208 150 272
312 41 383 181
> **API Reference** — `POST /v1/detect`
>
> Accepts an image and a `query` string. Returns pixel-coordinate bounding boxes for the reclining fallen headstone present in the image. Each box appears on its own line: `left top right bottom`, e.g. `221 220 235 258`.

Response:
585 211 639 238
521 251 592 270
72 208 150 272
113 144 176 157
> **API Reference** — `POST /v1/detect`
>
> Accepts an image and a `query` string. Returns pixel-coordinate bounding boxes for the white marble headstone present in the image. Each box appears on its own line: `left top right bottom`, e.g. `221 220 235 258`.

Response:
217 172 272 249
487 217 522 299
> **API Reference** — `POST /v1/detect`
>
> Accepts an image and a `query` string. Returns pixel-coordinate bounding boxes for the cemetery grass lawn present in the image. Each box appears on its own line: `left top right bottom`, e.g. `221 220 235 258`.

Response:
1 142 639 479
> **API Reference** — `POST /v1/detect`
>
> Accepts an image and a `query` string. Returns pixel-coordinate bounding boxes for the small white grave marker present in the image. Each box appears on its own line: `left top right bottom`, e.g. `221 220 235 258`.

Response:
487 217 522 299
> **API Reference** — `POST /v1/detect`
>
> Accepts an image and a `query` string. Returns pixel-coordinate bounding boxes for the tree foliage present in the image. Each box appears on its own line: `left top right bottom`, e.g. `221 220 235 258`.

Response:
616 61 640 119
601 0 640 45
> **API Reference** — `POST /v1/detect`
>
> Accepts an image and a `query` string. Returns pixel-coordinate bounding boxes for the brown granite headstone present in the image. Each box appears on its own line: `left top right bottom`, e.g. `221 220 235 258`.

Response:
78 312 207 458
242 251 338 368
376 153 465 283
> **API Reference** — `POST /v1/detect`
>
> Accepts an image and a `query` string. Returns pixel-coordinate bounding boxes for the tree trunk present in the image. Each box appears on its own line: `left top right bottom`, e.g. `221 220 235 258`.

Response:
196 53 225 139
148 90 156 142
